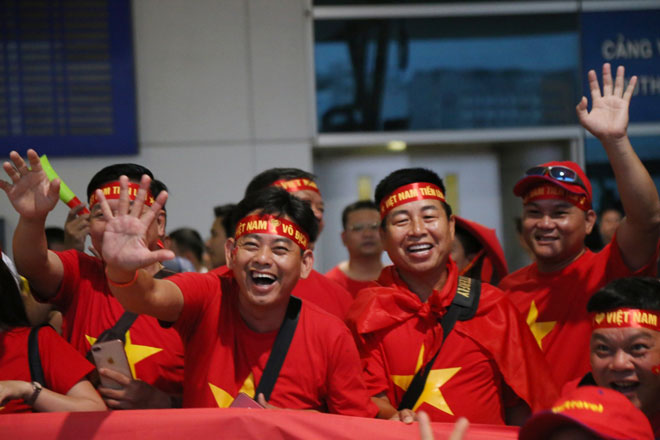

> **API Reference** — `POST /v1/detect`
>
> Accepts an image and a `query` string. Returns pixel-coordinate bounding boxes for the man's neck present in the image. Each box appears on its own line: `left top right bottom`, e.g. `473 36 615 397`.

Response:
237 297 288 333
396 266 449 303
536 247 586 273
342 256 383 281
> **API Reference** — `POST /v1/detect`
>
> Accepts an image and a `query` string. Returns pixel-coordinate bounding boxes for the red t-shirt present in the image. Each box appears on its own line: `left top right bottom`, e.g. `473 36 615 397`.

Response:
168 270 378 417
43 250 184 395
213 266 353 320
347 262 558 424
0 326 95 414
325 265 378 301
499 239 657 387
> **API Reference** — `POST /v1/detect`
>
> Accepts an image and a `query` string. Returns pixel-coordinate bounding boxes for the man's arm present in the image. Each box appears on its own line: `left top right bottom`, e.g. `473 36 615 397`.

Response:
98 174 183 322
0 149 64 298
577 63 660 270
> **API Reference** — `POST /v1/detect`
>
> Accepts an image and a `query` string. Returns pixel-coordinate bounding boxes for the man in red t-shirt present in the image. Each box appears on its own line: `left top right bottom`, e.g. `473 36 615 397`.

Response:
98 183 378 417
1 154 184 409
326 200 384 299
499 64 660 388
243 168 354 318
347 167 557 426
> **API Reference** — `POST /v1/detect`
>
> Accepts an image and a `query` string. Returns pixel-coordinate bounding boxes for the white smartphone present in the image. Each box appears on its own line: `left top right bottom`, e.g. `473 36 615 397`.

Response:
91 339 133 389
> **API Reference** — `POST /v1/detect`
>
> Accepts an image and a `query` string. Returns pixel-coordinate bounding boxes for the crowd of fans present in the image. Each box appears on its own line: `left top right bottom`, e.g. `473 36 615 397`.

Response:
1 64 658 440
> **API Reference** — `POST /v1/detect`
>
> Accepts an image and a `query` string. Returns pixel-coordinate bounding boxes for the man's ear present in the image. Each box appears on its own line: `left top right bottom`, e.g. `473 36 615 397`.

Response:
155 210 167 238
299 249 314 280
585 209 597 235
225 238 237 269
448 214 456 242
341 230 348 246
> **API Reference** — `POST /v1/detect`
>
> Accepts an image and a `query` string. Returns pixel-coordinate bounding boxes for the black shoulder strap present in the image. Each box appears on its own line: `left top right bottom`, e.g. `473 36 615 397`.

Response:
28 325 48 386
397 277 481 410
253 296 302 402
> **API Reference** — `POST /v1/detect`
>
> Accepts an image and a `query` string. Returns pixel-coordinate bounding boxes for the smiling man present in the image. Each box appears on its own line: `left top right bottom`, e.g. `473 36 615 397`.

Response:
347 167 557 426
100 182 377 416
566 277 660 437
499 64 660 388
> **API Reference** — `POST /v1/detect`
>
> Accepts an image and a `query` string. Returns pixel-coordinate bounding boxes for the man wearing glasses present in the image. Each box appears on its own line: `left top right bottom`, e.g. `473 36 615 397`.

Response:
500 63 660 388
326 200 384 298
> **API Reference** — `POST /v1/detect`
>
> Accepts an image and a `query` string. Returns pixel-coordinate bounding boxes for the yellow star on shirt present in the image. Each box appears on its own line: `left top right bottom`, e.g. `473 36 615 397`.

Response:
391 344 461 415
86 330 162 378
209 372 256 408
526 300 556 350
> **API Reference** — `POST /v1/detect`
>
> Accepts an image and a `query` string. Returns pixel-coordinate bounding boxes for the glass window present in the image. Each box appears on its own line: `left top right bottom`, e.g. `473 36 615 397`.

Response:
585 135 660 213
314 14 580 133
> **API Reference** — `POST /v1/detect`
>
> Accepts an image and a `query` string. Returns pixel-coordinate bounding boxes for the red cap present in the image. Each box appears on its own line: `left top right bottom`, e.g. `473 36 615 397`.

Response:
519 386 654 440
514 161 592 208
454 216 508 283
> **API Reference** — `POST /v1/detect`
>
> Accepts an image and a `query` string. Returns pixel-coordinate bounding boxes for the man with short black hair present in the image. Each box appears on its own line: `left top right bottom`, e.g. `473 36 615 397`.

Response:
572 277 660 436
98 182 378 416
326 200 384 298
348 167 557 425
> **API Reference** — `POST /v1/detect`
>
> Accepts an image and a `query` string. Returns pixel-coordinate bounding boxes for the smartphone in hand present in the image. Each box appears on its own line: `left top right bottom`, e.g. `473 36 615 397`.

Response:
229 392 264 409
91 339 132 390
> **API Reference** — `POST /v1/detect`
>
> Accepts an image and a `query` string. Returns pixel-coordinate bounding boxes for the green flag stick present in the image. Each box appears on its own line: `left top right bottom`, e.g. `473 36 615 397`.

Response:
39 155 90 215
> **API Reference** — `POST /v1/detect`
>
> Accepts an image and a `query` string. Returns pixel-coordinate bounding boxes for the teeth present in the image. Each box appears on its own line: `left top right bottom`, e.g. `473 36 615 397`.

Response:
408 244 432 252
252 272 276 281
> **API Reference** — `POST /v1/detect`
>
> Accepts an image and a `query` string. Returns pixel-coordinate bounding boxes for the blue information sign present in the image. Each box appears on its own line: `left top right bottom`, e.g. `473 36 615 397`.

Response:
0 0 137 156
581 9 660 123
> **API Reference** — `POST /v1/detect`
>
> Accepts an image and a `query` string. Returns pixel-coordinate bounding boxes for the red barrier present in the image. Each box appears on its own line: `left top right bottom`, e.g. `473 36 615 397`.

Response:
0 408 519 439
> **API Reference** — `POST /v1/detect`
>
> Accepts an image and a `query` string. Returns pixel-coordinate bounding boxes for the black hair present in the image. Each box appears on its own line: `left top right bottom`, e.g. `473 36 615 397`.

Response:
86 163 165 203
0 258 30 328
454 227 482 257
341 200 379 229
374 168 452 222
214 203 237 237
587 277 660 313
168 228 205 262
228 187 318 245
244 168 317 197
45 227 65 249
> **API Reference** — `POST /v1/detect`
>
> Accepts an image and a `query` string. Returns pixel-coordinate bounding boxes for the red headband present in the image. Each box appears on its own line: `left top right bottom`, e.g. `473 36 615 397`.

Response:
592 308 660 332
523 184 589 211
271 178 320 194
89 181 154 208
234 214 309 250
380 182 446 218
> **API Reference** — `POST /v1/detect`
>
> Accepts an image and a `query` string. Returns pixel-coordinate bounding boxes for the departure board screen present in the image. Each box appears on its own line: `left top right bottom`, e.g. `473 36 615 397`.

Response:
0 0 137 156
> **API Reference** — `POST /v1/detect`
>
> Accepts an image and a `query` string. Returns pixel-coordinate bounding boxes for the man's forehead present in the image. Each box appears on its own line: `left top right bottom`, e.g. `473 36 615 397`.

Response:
592 327 659 341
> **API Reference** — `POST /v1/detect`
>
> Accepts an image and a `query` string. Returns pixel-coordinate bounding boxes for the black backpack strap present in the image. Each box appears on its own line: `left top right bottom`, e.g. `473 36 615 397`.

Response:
28 325 48 386
253 296 302 402
397 277 480 411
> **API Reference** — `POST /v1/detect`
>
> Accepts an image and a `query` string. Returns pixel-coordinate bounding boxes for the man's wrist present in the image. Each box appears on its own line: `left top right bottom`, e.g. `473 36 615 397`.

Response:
105 267 139 288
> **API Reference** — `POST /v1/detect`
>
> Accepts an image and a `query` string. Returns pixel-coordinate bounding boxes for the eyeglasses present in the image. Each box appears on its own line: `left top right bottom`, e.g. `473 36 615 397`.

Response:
348 222 380 233
525 166 586 190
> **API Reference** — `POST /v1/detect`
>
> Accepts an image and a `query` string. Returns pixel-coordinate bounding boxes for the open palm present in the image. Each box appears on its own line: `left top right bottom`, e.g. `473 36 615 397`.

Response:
576 63 636 141
0 149 59 219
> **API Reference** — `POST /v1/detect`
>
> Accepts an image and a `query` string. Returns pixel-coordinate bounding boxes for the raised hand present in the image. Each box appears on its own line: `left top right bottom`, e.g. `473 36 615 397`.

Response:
98 175 173 272
64 204 90 252
0 149 60 219
576 63 637 142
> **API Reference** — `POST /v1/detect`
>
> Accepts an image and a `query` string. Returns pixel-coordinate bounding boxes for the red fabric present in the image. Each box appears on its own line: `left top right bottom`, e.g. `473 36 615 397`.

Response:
499 237 658 388
325 265 378 300
0 326 95 414
44 250 184 395
0 408 519 439
347 262 558 423
169 270 378 417
454 216 508 284
214 265 353 319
